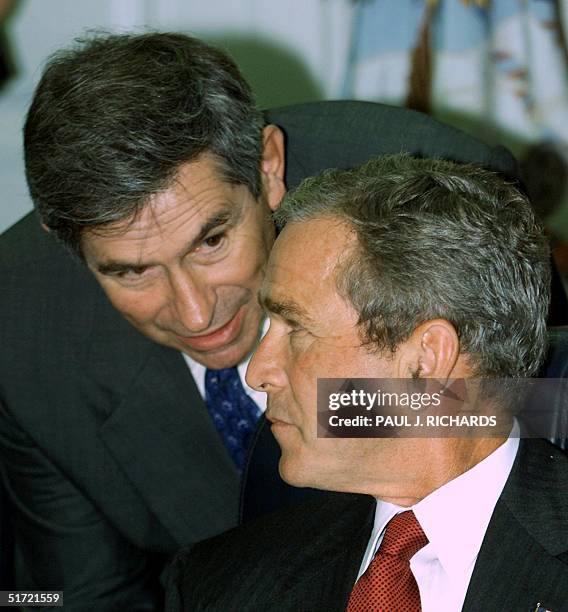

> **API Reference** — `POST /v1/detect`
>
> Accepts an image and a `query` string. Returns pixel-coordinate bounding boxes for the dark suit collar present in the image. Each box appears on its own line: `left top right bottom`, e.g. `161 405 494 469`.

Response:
85 296 240 545
462 439 568 611
266 492 375 611
500 438 568 555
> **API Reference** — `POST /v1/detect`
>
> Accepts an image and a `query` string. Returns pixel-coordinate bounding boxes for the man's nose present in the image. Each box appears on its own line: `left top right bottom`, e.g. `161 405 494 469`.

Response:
246 327 287 392
169 269 216 333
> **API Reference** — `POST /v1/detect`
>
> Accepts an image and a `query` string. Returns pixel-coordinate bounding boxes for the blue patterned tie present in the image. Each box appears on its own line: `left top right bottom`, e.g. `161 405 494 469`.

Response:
204 367 262 471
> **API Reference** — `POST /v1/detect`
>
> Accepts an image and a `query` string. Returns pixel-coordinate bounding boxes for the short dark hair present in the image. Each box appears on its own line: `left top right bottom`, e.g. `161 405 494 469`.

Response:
275 154 551 379
24 31 265 254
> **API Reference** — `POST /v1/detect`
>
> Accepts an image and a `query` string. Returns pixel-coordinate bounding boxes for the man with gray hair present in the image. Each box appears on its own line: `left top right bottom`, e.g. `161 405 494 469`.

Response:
169 154 568 611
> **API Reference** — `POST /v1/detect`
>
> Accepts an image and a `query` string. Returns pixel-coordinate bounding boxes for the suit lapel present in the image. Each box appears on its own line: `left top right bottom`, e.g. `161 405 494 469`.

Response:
270 493 375 611
463 439 568 611
86 297 240 546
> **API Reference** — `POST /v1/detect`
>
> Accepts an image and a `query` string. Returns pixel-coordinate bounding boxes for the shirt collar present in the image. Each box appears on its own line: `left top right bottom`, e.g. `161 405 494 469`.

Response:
364 422 519 579
413 421 519 578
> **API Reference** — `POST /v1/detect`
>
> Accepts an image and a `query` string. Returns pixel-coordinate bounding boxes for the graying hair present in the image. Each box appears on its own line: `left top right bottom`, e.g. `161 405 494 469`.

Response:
275 154 550 379
24 32 265 255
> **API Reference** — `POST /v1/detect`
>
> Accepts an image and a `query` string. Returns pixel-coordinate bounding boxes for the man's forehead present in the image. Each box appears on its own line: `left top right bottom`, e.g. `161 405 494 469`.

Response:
82 182 246 269
268 217 354 276
119 157 243 232
91 199 236 242
259 217 354 317
83 198 239 258
258 251 311 325
83 153 245 240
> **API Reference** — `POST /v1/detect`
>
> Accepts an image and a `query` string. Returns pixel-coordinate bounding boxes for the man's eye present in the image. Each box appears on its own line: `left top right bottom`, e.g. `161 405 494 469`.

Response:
124 267 146 277
204 233 225 248
114 266 149 280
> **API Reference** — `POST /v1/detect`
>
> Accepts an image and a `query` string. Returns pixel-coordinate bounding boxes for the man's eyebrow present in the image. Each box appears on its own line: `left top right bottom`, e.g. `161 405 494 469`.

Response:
96 261 142 275
259 294 314 327
94 204 239 274
185 205 236 252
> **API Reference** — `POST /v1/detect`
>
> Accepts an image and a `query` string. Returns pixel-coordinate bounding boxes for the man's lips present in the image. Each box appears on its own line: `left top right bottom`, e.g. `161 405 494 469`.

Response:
175 306 246 352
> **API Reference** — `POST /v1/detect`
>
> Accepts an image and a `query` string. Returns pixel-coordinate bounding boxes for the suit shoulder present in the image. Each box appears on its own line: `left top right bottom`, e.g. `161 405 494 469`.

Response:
264 101 518 191
168 492 373 609
1 212 57 266
502 438 568 555
174 491 345 571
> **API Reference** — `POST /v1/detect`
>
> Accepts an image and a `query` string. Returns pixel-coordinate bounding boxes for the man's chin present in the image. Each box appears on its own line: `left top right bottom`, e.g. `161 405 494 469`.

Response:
171 306 262 369
278 454 316 489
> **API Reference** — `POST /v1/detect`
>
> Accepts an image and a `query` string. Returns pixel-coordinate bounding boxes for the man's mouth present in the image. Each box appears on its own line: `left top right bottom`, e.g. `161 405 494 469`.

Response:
175 306 246 352
266 411 294 429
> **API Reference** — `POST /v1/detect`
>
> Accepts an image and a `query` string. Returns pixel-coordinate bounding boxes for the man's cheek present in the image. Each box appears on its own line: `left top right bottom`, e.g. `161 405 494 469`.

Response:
109 293 159 325
208 256 261 289
294 342 328 374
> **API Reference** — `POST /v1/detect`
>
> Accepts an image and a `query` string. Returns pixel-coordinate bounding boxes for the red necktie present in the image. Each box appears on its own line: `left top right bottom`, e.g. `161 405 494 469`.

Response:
347 510 428 612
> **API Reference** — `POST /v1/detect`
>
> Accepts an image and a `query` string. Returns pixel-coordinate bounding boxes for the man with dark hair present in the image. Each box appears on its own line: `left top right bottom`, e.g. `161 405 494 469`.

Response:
2 32 286 610
169 155 568 611
0 31 526 610
24 33 270 257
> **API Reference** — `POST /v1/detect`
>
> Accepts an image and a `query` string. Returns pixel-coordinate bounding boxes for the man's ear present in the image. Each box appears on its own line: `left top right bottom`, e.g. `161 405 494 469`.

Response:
41 223 50 233
398 319 462 381
260 125 286 211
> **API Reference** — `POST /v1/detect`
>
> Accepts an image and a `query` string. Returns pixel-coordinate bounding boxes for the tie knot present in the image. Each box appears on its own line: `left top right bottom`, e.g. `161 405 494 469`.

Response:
379 511 428 561
205 367 239 387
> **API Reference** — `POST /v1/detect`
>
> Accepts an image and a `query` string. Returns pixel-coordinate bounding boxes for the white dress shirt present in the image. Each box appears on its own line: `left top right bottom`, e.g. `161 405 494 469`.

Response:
357 423 520 612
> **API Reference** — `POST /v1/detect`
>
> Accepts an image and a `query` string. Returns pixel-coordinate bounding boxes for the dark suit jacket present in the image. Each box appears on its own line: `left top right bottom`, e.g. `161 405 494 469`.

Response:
0 101 522 610
168 438 568 612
